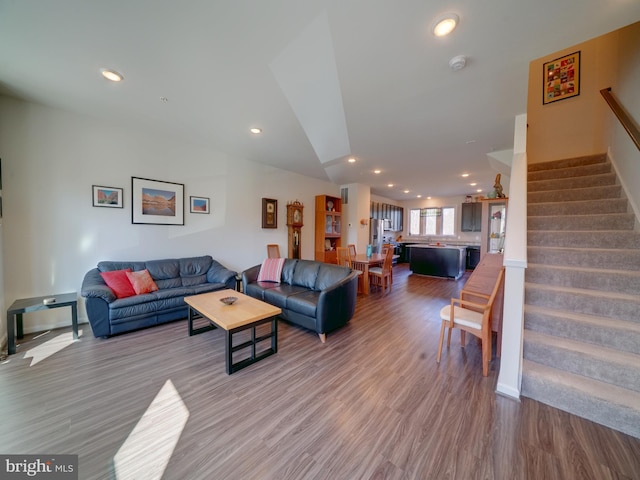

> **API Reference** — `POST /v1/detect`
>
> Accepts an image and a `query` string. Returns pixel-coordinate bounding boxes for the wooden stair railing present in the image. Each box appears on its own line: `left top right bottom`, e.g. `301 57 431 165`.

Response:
600 87 640 151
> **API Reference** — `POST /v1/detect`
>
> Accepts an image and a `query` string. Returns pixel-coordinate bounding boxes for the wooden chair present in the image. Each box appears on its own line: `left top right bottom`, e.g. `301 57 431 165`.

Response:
337 246 364 293
348 244 357 258
368 247 393 294
436 267 505 377
266 244 281 259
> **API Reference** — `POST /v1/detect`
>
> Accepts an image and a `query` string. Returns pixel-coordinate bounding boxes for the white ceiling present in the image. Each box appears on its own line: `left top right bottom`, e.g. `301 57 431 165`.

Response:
1 1 639 200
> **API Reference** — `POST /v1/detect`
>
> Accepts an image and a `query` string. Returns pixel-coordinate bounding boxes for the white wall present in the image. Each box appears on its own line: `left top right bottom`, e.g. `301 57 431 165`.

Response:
0 96 338 336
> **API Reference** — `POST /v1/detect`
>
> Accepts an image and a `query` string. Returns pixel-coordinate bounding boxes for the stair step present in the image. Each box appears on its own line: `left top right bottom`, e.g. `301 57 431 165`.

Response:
526 263 640 295
527 154 607 173
528 198 629 216
528 184 623 203
523 330 640 392
528 172 617 192
528 230 640 249
528 213 636 231
521 359 640 438
528 161 612 182
524 304 640 355
527 246 640 271
525 283 640 322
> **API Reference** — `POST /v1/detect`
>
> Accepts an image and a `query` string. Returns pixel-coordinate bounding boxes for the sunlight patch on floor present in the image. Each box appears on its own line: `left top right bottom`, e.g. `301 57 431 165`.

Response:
113 379 190 480
23 329 83 366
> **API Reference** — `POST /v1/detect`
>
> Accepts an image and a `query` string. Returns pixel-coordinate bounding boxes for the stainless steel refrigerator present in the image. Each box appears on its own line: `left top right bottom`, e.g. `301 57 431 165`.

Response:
369 218 383 254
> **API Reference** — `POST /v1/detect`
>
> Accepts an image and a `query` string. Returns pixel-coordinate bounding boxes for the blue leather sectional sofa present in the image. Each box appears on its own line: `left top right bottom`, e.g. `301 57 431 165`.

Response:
242 259 358 342
81 255 237 337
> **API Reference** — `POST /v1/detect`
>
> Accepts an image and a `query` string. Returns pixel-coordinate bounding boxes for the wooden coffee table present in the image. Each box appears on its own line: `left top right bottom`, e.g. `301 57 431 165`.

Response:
185 289 281 374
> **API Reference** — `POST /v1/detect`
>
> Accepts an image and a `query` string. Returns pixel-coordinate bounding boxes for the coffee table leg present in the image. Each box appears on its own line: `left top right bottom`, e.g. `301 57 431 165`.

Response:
225 331 233 375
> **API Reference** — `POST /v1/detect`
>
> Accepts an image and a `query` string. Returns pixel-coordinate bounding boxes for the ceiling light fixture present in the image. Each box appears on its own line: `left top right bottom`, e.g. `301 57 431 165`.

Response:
432 13 459 37
250 128 262 134
470 182 477 186
100 68 123 82
404 190 410 194
387 184 394 187
348 157 356 163
417 195 422 198
374 169 381 174
461 173 469 177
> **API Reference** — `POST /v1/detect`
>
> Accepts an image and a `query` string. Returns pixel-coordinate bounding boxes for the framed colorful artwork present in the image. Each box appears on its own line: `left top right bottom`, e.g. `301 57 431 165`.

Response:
131 177 184 225
190 196 210 214
543 51 580 105
92 185 124 208
262 198 277 228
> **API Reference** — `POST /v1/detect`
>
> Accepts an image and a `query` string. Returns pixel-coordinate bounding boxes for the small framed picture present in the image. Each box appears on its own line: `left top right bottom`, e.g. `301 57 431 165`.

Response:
190 196 210 214
262 198 277 228
92 185 124 208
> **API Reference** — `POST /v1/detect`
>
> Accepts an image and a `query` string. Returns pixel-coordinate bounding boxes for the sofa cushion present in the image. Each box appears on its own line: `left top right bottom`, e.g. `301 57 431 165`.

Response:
244 282 279 300
281 259 298 285
126 269 159 295
292 260 321 289
285 290 319 318
100 269 136 299
146 259 182 289
180 256 213 286
98 261 146 273
263 285 310 309
257 258 285 283
315 264 351 291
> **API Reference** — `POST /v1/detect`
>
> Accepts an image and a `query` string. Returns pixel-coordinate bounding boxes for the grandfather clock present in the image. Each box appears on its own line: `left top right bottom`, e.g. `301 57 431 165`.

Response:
286 200 304 259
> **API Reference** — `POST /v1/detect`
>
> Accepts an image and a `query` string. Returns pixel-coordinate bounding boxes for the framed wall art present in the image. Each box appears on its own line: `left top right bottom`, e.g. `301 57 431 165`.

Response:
543 51 580 105
132 177 184 225
190 196 210 214
92 185 124 208
262 198 277 228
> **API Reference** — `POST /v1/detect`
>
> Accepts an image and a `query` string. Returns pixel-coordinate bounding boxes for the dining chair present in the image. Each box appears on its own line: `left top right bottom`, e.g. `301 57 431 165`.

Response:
436 267 505 377
337 246 364 293
348 244 357 258
368 247 393 294
266 244 281 259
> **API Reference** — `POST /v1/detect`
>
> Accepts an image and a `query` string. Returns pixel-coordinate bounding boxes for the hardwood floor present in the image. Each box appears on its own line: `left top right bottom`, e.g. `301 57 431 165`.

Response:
1 264 639 479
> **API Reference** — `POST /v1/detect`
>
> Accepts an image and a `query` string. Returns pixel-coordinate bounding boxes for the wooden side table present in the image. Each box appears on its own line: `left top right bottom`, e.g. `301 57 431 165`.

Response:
6 292 78 355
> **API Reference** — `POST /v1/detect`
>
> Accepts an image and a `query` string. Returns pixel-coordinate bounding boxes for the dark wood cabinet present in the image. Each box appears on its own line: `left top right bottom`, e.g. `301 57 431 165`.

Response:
370 201 403 231
461 202 482 232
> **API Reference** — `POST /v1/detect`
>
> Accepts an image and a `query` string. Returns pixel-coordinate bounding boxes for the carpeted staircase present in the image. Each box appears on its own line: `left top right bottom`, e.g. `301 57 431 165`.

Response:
522 153 640 439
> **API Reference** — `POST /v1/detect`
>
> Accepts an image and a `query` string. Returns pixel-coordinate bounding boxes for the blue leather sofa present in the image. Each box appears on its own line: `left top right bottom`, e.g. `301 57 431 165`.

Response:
81 255 237 337
242 259 358 343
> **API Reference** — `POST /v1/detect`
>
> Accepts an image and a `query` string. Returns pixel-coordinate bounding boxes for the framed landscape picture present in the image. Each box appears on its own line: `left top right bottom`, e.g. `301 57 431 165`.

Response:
92 185 123 208
190 196 210 214
543 51 580 105
132 177 184 225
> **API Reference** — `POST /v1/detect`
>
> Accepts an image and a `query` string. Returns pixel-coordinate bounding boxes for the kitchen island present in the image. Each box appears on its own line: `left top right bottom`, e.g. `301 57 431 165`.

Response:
408 244 466 279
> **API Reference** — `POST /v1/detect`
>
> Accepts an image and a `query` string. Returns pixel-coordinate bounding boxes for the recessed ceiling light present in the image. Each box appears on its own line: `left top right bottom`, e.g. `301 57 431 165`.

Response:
374 170 381 174
417 195 422 198
470 182 477 186
100 68 123 82
404 190 410 194
427 196 432 200
250 128 262 134
461 173 469 177
387 184 394 187
432 13 459 37
348 157 356 163
476 189 483 193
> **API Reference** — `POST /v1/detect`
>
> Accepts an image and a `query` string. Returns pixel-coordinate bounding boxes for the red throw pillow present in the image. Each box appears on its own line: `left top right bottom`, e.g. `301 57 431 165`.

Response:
257 258 285 283
100 269 136 299
126 269 159 295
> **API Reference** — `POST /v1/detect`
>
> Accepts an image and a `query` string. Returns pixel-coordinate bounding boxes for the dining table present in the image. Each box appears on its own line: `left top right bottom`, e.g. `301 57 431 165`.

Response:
350 253 385 295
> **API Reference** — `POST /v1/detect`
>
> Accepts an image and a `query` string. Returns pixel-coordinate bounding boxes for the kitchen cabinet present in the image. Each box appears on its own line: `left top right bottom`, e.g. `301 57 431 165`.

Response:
461 202 482 232
370 202 404 231
315 195 342 264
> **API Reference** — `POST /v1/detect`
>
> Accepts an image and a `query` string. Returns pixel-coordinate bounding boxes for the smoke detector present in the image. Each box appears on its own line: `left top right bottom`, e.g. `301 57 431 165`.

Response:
449 55 467 71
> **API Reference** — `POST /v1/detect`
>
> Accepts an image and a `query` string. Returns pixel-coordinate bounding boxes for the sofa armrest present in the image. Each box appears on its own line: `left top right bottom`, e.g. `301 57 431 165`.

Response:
81 268 116 303
207 260 238 290
241 265 261 290
315 271 358 334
